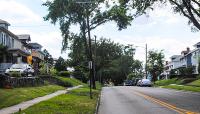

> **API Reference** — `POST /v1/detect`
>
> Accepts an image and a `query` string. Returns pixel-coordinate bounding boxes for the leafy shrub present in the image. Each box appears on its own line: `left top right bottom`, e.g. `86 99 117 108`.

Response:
178 66 194 76
179 78 197 85
170 69 177 75
72 68 87 83
50 67 58 76
127 73 135 80
39 62 48 75
59 71 71 77
169 75 178 79
10 72 21 77
197 75 200 79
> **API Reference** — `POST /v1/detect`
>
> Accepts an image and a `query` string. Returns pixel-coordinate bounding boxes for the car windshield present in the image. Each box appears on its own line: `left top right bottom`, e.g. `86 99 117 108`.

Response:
11 64 26 69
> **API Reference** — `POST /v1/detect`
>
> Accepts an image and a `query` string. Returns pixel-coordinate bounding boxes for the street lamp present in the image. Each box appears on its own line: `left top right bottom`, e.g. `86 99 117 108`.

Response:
133 44 148 79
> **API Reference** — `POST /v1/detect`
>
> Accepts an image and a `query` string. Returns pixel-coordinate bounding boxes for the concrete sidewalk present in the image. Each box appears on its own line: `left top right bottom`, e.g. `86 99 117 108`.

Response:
0 85 83 114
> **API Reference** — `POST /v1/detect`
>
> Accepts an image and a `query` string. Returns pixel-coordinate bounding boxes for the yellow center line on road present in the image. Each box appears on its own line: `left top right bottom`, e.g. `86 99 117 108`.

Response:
133 91 200 114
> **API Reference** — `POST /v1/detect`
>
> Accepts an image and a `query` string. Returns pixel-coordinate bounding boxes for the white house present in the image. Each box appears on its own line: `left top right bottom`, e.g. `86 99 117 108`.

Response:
164 43 200 76
186 42 200 74
0 19 31 74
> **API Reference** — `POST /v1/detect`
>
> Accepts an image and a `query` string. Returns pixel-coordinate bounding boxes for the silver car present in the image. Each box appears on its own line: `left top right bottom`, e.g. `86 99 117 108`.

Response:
137 79 152 87
5 63 34 77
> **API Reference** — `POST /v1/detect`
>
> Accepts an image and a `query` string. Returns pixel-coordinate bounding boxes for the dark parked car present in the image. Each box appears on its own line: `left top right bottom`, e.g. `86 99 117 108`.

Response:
123 80 134 86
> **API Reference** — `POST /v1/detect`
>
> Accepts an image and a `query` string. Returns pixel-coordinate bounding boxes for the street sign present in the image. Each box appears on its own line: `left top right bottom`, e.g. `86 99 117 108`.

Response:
88 61 93 69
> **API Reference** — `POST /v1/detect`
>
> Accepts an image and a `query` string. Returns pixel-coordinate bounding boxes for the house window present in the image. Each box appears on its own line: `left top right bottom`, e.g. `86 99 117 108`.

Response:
2 33 5 45
0 32 2 44
12 38 14 48
2 33 6 45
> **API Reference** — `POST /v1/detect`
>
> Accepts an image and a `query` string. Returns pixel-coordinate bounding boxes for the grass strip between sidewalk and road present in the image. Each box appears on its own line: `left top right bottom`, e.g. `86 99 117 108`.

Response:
163 85 200 92
155 78 200 92
0 85 65 109
15 86 101 114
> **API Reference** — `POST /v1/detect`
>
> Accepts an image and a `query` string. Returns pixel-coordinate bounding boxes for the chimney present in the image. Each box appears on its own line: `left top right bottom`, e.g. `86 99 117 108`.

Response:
186 47 190 53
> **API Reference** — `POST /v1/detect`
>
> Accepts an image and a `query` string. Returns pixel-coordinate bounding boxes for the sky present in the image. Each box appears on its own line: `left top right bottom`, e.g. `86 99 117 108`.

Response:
0 0 199 63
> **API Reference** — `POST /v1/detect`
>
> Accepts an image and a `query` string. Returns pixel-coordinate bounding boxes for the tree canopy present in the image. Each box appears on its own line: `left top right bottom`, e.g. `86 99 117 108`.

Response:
43 0 133 51
55 56 66 71
67 37 142 85
147 50 165 81
120 0 200 31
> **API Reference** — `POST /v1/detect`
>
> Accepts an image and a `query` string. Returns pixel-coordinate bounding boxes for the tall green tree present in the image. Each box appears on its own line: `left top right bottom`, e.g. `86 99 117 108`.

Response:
67 35 89 82
93 38 135 85
43 0 133 88
68 37 136 85
147 50 165 82
132 60 143 75
119 0 200 31
55 56 66 71
43 49 54 65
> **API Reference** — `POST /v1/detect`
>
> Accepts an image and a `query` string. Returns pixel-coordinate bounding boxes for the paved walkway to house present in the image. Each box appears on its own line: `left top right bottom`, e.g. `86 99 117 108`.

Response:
0 85 83 114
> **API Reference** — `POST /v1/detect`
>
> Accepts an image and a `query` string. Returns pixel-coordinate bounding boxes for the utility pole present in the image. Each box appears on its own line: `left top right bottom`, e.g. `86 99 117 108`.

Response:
145 43 148 79
86 8 93 99
93 36 97 86
76 0 94 99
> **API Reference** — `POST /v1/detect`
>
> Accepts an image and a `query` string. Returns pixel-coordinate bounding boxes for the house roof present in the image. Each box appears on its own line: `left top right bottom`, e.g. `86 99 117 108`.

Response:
0 19 10 26
0 27 19 41
184 48 200 57
17 34 31 41
27 43 42 49
194 42 200 47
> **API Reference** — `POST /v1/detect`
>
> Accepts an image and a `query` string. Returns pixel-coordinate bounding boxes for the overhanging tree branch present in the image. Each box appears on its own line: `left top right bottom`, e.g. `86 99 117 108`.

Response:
182 0 200 30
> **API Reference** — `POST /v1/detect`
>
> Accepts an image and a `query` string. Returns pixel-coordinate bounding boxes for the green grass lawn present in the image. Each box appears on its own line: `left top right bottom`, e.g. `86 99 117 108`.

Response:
0 85 65 109
187 79 200 87
16 87 100 114
154 78 180 86
163 85 200 92
55 76 86 86
156 78 200 92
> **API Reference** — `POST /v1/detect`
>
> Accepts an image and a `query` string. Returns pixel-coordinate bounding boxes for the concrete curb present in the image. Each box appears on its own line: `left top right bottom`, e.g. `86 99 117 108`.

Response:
94 90 102 114
0 85 83 114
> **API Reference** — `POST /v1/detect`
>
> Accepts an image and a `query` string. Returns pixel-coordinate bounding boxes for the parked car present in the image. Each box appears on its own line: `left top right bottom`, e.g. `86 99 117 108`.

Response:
123 80 134 86
133 78 142 86
137 79 152 87
5 63 34 77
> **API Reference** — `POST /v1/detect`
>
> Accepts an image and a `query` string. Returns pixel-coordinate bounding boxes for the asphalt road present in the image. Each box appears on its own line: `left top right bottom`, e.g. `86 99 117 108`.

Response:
98 86 200 114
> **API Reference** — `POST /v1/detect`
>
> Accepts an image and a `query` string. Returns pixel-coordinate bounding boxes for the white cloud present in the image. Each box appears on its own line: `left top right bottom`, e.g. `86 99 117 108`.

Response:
41 0 53 3
0 0 67 59
0 0 41 24
112 35 199 62
1 0 199 62
140 2 187 25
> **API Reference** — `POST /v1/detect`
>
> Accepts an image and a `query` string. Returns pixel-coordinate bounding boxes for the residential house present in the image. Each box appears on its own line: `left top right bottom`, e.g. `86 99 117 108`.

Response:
0 19 32 73
163 44 200 77
27 43 45 74
185 42 200 74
